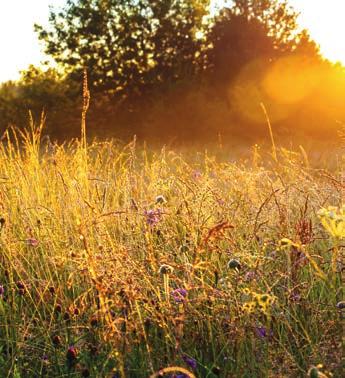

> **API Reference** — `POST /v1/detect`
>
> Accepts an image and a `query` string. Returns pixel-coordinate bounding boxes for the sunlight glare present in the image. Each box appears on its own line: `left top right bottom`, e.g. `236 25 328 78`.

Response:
213 0 345 65
263 55 321 105
291 0 345 64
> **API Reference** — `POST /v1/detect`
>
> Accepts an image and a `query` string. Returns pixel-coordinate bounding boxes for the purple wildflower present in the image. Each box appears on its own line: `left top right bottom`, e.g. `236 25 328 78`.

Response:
217 198 225 206
255 326 273 339
289 291 301 302
66 345 77 362
192 170 202 180
25 238 39 247
244 271 256 282
171 288 187 303
144 209 162 227
182 355 197 370
41 354 49 361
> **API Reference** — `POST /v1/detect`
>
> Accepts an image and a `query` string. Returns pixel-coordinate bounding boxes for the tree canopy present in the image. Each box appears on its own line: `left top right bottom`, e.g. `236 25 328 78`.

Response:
206 0 319 86
35 0 210 101
2 0 337 141
35 0 321 105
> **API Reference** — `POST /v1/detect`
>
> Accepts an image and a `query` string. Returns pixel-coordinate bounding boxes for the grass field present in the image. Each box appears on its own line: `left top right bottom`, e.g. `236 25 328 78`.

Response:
0 121 343 377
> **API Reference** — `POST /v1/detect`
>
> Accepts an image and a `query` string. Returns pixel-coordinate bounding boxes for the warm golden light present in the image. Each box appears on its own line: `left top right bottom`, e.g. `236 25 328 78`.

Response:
229 54 340 126
230 59 291 124
263 55 320 105
213 0 345 65
290 0 345 64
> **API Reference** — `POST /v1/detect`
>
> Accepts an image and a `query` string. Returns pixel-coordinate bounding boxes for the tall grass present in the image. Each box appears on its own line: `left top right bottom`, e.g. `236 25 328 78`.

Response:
0 119 343 377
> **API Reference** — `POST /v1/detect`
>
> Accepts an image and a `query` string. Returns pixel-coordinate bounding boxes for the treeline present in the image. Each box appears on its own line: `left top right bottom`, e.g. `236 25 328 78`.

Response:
0 0 344 141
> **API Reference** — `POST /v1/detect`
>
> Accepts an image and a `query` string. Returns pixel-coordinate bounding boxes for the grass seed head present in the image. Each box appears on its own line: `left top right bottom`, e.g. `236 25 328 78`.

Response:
228 259 241 270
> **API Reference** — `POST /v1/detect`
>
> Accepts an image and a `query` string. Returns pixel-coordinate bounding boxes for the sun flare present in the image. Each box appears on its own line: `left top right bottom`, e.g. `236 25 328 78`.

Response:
212 0 345 65
292 0 345 64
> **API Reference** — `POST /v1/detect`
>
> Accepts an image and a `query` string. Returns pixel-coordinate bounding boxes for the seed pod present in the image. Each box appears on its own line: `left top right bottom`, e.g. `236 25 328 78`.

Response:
49 286 55 295
16 281 25 290
54 304 62 314
155 195 166 204
0 217 5 228
66 345 77 362
228 259 241 270
158 264 174 275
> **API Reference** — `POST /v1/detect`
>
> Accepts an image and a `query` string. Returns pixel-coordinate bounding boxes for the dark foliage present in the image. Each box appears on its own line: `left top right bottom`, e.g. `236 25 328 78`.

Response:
0 0 343 141
0 66 80 138
35 0 210 101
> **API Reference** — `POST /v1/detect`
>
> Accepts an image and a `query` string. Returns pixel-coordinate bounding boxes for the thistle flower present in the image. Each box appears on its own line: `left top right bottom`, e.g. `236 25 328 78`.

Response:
217 198 225 206
171 288 187 303
244 271 256 281
182 354 197 370
289 291 301 302
16 281 26 295
25 238 39 247
192 170 202 180
17 281 25 289
66 345 77 362
144 209 162 227
255 326 273 339
41 354 49 362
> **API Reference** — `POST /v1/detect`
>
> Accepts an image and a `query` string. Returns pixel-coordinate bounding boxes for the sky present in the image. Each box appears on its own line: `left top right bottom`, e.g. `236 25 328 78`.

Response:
0 0 65 83
0 0 345 83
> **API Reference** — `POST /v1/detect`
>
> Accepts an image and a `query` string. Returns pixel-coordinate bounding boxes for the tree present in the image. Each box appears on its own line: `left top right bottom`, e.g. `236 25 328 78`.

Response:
35 0 210 102
206 0 319 86
0 66 79 138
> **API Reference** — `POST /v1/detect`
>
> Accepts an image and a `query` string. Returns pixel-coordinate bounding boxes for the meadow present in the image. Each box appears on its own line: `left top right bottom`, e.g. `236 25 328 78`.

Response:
0 120 343 377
